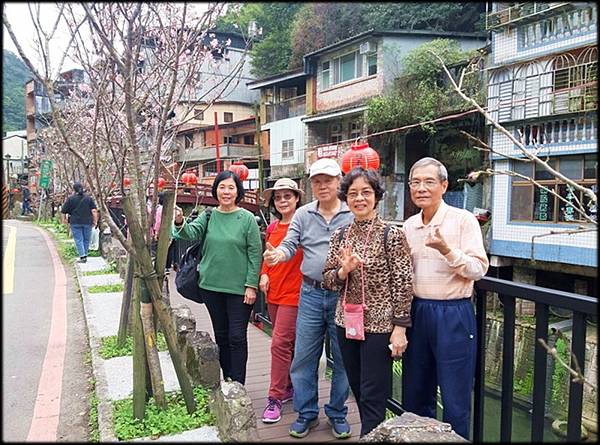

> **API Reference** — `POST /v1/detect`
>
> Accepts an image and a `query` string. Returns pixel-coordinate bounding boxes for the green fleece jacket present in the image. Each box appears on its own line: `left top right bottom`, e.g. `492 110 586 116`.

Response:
171 208 262 295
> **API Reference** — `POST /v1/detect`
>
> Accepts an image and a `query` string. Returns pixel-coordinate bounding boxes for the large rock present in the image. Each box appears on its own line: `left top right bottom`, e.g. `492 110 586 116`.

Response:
360 412 468 442
172 306 220 389
209 381 258 442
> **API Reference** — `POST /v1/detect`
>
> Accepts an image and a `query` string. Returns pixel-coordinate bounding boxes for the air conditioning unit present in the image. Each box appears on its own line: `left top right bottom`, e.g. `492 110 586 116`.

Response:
359 42 371 55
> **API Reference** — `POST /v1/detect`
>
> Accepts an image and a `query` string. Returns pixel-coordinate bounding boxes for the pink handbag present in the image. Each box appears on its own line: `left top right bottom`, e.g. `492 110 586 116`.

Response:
343 301 366 340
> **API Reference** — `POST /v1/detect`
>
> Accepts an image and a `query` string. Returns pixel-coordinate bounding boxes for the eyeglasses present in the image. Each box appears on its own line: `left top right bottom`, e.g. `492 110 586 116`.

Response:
408 179 439 190
347 190 374 200
274 193 296 201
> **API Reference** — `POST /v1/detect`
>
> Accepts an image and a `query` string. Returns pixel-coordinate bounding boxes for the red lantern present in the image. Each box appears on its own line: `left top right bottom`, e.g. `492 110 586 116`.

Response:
340 142 380 174
123 177 131 187
182 172 197 185
157 177 166 189
228 161 249 181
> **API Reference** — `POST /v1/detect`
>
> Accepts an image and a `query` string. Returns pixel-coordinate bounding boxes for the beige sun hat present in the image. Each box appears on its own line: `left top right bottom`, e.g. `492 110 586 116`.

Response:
262 178 304 204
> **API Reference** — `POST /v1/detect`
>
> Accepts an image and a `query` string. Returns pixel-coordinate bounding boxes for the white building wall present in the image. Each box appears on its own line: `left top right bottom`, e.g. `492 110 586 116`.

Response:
263 115 305 167
491 159 597 251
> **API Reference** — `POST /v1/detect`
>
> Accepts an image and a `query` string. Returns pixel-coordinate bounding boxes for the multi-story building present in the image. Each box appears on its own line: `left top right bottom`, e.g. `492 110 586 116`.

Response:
248 30 487 210
485 2 597 298
173 30 262 186
25 68 90 193
247 68 307 190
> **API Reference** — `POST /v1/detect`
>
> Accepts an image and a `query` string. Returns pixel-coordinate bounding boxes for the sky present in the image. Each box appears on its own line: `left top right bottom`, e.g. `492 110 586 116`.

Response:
3 3 80 74
3 2 217 75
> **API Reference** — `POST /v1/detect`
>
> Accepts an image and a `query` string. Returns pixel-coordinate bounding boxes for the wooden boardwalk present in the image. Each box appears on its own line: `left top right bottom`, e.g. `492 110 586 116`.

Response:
167 275 360 442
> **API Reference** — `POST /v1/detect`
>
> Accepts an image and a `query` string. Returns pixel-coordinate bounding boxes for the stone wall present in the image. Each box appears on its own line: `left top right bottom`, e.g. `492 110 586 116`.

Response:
484 315 597 430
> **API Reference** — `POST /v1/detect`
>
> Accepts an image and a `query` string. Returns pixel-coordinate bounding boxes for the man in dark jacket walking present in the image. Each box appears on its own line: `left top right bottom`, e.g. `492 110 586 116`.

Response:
61 182 98 263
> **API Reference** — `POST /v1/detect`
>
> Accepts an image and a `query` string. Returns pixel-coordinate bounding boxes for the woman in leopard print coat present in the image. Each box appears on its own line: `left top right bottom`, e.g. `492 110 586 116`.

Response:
323 167 413 437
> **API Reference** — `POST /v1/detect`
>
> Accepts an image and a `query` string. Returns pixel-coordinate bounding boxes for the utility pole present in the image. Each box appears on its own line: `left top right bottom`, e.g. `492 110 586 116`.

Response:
254 102 264 193
214 111 221 173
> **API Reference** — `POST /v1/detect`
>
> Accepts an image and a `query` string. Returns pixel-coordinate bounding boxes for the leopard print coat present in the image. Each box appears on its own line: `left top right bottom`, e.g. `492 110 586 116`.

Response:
323 215 413 333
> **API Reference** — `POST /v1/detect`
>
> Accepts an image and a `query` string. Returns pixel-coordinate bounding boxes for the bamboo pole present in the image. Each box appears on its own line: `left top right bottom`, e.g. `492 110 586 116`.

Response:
117 256 134 347
121 196 196 413
131 272 147 419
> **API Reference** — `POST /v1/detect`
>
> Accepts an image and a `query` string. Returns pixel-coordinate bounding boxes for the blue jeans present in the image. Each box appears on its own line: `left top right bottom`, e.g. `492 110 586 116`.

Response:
21 200 32 215
71 224 92 257
290 282 349 421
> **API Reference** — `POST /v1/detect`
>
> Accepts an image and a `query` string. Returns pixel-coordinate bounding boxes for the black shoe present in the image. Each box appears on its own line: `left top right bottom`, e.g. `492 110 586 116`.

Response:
77 256 87 263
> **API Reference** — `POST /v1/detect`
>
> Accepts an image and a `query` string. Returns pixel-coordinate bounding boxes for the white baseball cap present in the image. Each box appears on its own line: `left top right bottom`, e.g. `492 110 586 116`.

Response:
309 158 341 178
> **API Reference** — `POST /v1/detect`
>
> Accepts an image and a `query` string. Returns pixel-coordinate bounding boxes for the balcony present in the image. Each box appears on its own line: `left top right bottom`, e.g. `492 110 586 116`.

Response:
265 95 306 123
513 115 597 149
487 3 576 32
520 5 597 50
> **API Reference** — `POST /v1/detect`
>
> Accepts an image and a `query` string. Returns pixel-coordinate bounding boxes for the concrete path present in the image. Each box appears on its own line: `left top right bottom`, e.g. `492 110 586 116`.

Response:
76 255 220 442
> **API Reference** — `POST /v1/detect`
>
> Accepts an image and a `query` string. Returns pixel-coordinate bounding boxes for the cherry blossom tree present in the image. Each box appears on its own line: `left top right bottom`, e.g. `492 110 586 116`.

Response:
4 1 249 417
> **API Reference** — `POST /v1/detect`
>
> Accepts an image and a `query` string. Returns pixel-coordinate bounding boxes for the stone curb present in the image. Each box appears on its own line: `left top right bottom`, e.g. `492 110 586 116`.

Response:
75 257 120 442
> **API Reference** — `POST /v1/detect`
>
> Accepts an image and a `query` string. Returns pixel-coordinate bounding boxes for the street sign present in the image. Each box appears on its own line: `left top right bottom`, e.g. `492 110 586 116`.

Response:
39 159 53 189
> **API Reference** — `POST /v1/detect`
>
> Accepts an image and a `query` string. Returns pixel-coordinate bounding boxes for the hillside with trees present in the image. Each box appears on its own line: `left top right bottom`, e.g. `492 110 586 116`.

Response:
216 2 485 78
3 49 32 135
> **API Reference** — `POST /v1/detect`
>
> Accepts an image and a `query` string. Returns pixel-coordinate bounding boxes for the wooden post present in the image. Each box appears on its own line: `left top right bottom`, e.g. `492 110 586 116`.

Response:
131 271 147 420
154 191 175 283
117 256 134 347
121 197 196 414
140 279 167 409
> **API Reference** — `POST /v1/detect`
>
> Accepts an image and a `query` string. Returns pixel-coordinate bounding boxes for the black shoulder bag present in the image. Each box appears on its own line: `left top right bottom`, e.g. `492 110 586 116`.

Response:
175 209 212 303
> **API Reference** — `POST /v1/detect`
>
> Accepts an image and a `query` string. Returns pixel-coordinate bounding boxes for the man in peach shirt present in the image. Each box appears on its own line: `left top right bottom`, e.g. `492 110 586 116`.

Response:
402 157 489 440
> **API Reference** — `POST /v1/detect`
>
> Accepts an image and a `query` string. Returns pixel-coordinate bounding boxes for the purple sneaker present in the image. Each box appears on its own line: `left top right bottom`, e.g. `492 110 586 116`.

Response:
262 397 282 423
282 387 294 404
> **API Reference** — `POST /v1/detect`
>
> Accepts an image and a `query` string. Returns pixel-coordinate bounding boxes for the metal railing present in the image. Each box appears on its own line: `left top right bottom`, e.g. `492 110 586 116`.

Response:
251 275 597 442
265 95 306 123
486 3 576 31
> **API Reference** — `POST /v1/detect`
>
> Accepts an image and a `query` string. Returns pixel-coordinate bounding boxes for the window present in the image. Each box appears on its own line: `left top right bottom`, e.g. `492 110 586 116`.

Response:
330 123 343 143
224 135 239 144
184 134 193 150
321 49 372 90
194 109 204 120
349 120 362 140
552 47 598 113
322 61 330 90
223 112 233 122
282 139 294 159
367 52 377 76
243 134 254 145
510 154 597 223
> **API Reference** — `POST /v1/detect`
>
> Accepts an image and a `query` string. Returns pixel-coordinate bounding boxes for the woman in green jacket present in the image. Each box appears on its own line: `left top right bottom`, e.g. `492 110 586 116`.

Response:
172 170 262 384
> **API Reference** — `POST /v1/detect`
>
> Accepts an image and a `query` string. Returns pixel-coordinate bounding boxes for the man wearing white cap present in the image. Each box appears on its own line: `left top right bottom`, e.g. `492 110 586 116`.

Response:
264 157 354 439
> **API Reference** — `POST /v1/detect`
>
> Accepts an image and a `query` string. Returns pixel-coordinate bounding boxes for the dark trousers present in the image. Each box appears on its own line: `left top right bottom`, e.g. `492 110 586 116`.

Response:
337 326 392 437
200 288 254 385
402 297 477 440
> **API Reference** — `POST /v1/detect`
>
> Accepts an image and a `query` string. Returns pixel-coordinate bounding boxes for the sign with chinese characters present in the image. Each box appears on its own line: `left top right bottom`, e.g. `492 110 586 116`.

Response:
317 144 341 159
38 159 53 189
537 188 549 221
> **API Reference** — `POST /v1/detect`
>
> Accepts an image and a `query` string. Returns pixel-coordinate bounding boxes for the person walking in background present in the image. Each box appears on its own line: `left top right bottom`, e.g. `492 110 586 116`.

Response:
322 167 413 438
402 157 489 440
171 170 262 385
21 183 32 215
259 178 304 424
263 158 354 439
61 182 98 263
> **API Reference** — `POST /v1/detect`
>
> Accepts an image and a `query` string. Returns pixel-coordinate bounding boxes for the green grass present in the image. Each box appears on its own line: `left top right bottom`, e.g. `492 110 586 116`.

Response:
83 265 119 276
112 386 216 441
89 378 100 442
99 333 168 359
88 283 125 293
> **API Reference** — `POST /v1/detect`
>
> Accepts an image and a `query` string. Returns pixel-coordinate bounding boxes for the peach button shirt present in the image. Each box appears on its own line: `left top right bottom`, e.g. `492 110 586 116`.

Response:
403 201 489 300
